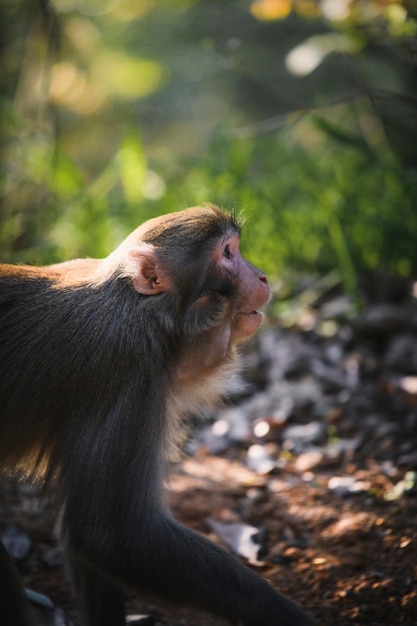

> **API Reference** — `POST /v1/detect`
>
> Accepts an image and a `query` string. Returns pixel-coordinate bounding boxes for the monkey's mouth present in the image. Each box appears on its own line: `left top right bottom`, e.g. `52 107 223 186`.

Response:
238 309 263 319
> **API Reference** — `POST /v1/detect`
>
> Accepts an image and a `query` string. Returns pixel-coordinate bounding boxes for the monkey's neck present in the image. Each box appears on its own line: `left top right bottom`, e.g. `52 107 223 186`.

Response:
167 347 240 424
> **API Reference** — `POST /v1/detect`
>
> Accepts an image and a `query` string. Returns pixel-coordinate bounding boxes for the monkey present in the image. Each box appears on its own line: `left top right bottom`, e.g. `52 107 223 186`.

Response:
0 205 313 626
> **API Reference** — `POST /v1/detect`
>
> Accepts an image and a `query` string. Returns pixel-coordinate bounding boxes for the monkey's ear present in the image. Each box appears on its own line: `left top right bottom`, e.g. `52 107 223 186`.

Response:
127 244 168 295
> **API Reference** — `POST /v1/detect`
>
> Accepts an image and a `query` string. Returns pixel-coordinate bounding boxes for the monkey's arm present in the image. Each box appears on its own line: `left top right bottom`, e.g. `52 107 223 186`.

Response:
65 501 313 626
60 398 313 626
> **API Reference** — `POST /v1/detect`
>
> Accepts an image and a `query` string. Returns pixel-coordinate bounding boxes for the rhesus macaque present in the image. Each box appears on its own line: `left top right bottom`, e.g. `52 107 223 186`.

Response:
0 205 313 626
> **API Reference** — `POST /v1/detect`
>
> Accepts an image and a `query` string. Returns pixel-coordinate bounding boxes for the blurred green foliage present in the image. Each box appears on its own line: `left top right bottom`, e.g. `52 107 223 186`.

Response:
1 0 417 300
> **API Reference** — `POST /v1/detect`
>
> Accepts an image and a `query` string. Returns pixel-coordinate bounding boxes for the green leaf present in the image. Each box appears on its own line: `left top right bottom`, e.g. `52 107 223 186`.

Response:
119 133 147 204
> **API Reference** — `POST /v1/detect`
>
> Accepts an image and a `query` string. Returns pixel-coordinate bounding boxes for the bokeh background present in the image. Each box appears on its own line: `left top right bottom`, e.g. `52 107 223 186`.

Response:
2 4 417 625
2 0 417 301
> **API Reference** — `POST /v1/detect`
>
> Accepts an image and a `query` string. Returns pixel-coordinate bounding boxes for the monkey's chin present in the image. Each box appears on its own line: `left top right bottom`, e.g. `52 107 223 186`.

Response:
233 310 264 341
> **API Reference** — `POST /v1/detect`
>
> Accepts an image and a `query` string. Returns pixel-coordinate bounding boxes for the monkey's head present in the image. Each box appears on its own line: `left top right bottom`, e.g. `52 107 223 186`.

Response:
105 205 270 345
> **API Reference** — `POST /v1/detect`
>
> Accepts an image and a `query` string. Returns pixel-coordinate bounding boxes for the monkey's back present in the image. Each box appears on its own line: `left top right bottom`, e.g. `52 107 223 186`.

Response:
0 265 143 473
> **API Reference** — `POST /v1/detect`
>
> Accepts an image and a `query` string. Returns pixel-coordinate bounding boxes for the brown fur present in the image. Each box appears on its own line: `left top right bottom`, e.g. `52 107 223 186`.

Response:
0 206 312 626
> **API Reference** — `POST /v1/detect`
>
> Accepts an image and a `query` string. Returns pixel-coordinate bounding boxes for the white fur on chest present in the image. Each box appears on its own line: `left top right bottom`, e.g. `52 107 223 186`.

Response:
166 349 241 424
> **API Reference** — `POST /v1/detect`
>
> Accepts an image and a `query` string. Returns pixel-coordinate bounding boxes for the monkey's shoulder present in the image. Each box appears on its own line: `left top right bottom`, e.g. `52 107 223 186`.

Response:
0 259 101 286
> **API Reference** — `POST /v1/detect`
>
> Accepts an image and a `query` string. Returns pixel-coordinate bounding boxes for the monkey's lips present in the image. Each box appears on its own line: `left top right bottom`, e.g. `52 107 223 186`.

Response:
242 309 263 318
236 307 266 322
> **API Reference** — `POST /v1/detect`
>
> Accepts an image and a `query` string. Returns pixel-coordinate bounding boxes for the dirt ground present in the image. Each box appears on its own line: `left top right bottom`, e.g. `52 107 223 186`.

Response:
1 452 416 626
1 290 417 626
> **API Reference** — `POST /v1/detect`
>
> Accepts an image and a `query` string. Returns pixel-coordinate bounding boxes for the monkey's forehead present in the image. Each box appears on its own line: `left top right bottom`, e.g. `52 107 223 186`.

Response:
136 205 241 242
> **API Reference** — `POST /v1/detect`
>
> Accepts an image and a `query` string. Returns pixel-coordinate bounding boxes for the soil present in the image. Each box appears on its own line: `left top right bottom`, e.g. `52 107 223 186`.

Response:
1 289 417 626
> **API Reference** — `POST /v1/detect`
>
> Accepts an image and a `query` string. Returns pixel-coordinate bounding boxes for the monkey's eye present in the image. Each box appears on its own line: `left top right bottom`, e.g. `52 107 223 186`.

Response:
222 244 231 260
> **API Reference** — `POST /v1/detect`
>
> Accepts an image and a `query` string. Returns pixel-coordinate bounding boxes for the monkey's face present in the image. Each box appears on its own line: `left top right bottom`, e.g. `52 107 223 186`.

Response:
117 206 270 344
214 232 271 343
115 206 270 383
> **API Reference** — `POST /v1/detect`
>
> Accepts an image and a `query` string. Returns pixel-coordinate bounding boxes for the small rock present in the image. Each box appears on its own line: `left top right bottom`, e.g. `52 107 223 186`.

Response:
42 546 64 570
207 518 266 565
295 449 324 472
328 476 369 496
2 525 32 561
126 616 155 625
283 421 326 449
246 444 276 474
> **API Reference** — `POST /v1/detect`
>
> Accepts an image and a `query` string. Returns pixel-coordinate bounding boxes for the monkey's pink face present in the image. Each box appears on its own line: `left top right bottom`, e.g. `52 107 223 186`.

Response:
215 233 271 343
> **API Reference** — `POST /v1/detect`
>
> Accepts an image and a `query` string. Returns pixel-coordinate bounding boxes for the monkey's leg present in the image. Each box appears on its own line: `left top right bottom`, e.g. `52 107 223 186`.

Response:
0 540 33 626
66 547 126 626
